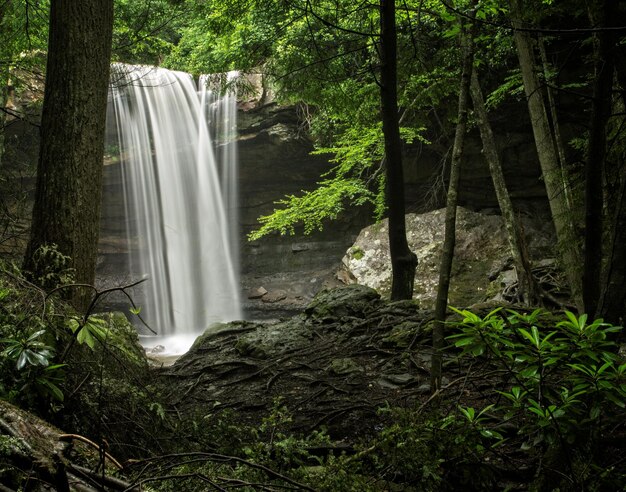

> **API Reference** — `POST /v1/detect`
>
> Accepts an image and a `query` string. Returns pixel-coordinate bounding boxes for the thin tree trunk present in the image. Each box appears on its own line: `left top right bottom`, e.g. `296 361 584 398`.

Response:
509 0 583 311
470 70 537 304
598 176 626 325
538 36 574 213
23 0 113 310
584 0 615 317
598 6 626 325
0 81 6 170
431 10 475 392
380 0 417 301
0 0 12 170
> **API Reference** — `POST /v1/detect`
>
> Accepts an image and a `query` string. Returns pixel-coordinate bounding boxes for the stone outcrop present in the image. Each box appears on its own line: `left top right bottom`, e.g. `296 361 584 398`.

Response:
158 285 434 438
341 207 557 307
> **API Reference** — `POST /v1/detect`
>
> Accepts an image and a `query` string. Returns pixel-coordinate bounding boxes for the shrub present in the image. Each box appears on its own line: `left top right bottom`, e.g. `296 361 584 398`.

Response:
448 308 626 490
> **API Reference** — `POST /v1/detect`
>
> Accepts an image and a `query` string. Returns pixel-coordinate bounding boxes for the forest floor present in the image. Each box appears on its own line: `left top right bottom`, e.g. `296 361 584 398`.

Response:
144 285 541 489
158 285 436 439
3 283 624 491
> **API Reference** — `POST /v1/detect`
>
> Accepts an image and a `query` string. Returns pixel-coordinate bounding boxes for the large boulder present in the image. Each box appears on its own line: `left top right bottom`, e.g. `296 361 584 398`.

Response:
304 284 381 321
341 208 556 307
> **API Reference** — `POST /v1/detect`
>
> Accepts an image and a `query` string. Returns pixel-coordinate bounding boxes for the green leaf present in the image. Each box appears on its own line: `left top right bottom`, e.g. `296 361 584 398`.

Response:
519 327 539 348
27 330 47 342
16 352 28 370
605 392 626 408
38 378 64 401
453 337 476 347
519 365 539 379
77 327 96 349
0 288 10 301
68 318 81 333
459 406 475 421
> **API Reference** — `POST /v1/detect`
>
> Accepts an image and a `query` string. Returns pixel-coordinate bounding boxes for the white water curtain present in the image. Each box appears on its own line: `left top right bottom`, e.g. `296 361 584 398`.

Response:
108 64 241 336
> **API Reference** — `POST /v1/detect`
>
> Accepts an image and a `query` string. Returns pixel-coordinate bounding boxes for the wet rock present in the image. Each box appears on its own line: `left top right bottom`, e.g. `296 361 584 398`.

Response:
377 373 415 389
304 284 382 320
235 337 269 359
381 321 424 348
291 243 310 252
262 289 287 303
248 286 268 299
158 286 437 440
328 358 363 376
147 344 166 355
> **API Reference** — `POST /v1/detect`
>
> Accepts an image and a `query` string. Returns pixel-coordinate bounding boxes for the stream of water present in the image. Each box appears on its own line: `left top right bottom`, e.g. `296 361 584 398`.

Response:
107 64 241 354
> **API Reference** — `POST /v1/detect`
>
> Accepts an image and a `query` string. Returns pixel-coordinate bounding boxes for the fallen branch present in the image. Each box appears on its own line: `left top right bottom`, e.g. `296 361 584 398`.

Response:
58 434 124 470
126 452 317 492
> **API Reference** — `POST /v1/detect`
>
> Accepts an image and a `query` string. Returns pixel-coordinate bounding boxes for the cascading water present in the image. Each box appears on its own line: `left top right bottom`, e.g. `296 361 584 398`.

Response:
107 64 241 353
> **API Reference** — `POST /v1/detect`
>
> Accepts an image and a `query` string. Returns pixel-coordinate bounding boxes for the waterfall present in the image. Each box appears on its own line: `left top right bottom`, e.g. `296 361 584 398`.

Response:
107 64 241 350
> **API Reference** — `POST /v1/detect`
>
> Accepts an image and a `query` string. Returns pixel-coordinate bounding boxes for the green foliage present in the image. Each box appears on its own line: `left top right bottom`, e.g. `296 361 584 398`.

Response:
67 315 108 350
448 308 626 488
1 328 53 370
248 121 428 239
112 0 182 64
248 177 376 239
0 263 67 408
0 327 65 403
165 0 286 74
166 0 476 239
0 262 144 413
28 243 75 290
369 402 504 490
485 71 524 109
136 398 504 491
0 0 49 89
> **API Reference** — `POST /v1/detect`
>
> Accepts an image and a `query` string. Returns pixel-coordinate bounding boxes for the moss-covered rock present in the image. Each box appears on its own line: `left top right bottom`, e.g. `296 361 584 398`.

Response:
304 284 381 321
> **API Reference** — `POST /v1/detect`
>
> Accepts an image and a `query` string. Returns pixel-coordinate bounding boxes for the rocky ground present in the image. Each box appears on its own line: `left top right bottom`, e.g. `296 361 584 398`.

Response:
3 280 624 491
158 285 436 439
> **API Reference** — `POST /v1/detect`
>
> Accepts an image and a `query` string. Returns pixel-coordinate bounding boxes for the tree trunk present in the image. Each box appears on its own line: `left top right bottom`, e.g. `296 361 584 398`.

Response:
584 0 615 317
538 36 574 214
470 70 537 304
380 0 417 301
0 0 12 170
597 4 626 324
509 0 583 311
598 175 626 325
23 0 114 310
431 11 475 392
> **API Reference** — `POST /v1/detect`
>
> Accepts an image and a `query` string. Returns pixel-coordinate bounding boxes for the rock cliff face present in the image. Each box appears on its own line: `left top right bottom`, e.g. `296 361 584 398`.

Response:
95 97 556 319
231 101 554 316
236 103 371 317
5 86 553 320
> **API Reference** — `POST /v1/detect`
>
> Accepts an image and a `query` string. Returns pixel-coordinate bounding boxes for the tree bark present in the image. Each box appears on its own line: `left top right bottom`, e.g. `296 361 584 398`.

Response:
538 36 574 214
23 0 113 310
509 0 583 311
598 176 626 325
380 0 417 301
0 0 12 170
431 10 475 392
470 70 537 304
584 0 615 317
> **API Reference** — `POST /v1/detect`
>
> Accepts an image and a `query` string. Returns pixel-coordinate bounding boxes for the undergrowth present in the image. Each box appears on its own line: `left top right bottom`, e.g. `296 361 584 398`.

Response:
1 264 624 491
128 308 625 491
